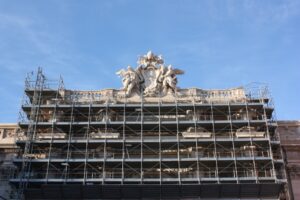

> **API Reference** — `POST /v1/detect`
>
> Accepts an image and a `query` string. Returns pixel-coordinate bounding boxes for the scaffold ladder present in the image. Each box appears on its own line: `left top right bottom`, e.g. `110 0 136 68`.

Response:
17 68 45 199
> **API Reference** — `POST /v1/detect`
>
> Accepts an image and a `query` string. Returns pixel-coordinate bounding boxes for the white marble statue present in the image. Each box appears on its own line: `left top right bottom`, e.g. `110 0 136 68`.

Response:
116 66 140 96
116 51 184 96
138 51 164 67
162 65 184 94
143 65 165 96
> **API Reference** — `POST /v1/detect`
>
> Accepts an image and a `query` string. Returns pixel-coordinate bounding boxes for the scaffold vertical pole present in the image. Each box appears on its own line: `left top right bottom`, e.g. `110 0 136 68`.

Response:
17 67 45 199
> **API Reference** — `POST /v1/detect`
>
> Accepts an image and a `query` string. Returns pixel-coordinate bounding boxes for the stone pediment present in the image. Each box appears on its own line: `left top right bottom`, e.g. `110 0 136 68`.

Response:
62 51 247 104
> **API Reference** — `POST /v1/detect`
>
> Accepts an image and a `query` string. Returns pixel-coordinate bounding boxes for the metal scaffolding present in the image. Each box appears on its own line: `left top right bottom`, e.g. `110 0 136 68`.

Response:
11 69 286 199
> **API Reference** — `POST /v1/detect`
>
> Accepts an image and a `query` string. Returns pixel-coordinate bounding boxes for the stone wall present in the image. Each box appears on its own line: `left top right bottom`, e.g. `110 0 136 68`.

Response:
277 121 300 200
0 124 19 199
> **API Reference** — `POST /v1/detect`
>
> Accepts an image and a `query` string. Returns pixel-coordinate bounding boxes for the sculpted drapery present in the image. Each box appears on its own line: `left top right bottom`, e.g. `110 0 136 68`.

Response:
116 51 184 97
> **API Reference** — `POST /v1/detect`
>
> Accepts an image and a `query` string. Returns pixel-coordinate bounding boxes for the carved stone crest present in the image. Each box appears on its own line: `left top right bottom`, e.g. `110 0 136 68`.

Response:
116 51 184 97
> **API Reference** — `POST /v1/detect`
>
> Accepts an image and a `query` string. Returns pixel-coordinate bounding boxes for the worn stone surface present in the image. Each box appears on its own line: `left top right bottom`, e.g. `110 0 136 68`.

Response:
0 124 19 200
277 121 300 200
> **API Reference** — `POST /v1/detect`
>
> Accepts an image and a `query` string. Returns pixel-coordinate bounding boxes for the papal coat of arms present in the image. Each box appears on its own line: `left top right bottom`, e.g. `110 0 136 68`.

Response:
116 51 184 97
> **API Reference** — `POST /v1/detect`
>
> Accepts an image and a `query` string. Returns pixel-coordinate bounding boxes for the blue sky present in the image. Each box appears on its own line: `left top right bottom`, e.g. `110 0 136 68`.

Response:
0 0 299 122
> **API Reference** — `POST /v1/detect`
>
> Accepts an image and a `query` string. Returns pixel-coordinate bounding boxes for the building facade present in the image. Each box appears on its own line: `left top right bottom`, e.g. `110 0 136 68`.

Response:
0 123 19 199
277 121 300 200
11 52 287 199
